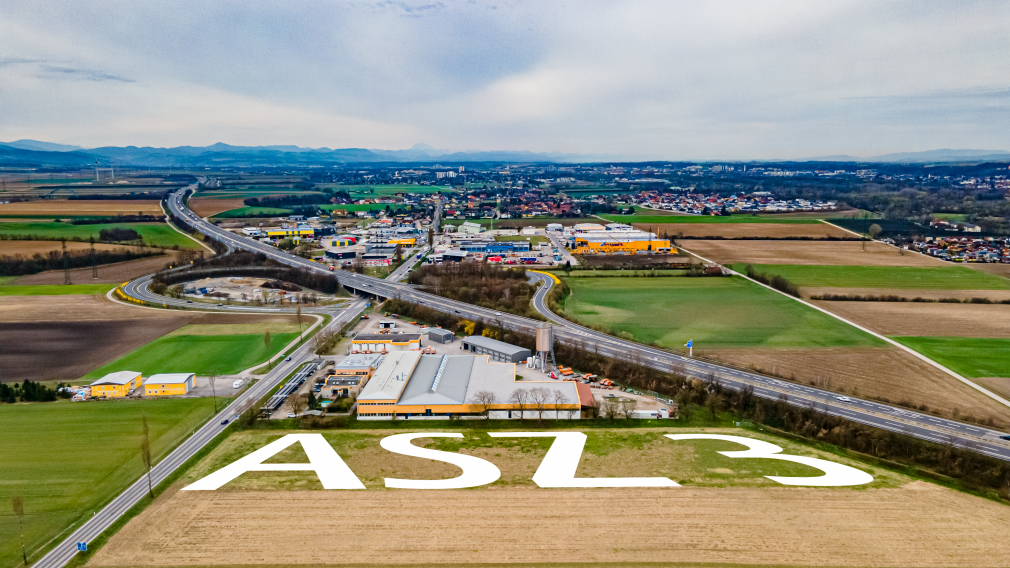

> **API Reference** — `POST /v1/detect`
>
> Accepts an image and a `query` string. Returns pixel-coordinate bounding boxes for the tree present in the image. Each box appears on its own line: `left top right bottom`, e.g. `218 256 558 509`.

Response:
705 392 723 420
619 398 638 420
470 390 496 419
208 372 218 413
296 305 304 343
289 394 309 417
529 387 551 425
140 416 154 498
12 493 26 565
603 396 621 421
508 388 530 420
552 389 570 419
868 223 882 240
264 330 273 369
306 390 318 410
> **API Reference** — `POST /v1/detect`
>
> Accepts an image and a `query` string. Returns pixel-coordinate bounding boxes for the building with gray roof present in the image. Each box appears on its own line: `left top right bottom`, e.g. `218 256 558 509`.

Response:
459 336 531 363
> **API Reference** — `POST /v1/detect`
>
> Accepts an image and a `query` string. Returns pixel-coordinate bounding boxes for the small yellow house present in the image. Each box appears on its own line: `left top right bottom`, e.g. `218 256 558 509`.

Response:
90 371 142 398
143 373 195 396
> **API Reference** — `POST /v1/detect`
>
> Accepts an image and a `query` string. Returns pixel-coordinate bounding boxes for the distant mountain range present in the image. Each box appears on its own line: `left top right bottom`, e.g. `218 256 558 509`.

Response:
1 140 1009 167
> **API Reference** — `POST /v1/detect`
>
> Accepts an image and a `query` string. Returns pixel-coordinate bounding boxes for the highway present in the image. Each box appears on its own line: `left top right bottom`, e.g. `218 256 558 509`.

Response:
32 295 367 568
160 184 1010 461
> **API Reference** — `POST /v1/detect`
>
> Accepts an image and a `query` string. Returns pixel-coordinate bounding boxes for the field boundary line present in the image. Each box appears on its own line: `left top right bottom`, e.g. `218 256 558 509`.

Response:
678 245 1010 410
160 198 215 254
237 313 325 376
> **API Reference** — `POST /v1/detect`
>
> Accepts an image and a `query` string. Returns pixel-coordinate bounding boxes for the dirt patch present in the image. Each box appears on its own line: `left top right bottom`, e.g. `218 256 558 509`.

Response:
646 222 854 239
0 200 162 216
190 197 247 218
809 300 1010 338
974 377 1010 400
802 286 1010 302
90 482 1010 567
700 346 1010 422
0 240 149 256
967 262 1010 279
9 253 176 285
684 239 943 266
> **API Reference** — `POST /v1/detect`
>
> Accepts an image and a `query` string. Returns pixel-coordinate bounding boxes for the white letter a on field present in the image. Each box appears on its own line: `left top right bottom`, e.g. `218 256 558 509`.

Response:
183 434 365 490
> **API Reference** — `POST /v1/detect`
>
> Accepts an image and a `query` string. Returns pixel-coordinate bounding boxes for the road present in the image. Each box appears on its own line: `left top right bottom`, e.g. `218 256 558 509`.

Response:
161 184 1010 460
31 295 366 568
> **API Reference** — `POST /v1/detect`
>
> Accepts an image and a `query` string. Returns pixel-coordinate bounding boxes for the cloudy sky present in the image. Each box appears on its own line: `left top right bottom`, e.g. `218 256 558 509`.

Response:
1 0 1007 159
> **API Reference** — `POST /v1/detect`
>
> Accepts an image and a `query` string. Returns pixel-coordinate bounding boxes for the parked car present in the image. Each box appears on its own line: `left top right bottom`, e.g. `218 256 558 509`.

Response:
287 412 296 418
232 379 244 389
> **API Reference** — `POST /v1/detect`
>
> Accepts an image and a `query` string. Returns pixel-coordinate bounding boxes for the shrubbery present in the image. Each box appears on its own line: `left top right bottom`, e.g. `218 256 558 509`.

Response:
744 264 801 297
98 227 141 242
406 263 540 318
0 247 162 276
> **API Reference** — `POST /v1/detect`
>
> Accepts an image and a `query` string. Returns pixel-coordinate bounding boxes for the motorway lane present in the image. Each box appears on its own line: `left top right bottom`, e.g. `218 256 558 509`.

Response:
122 273 336 314
32 298 366 568
168 188 1010 459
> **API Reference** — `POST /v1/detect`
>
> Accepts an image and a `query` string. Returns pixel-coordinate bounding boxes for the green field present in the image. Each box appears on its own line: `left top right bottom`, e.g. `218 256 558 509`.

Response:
322 184 450 198
495 235 548 245
0 222 200 249
212 207 292 219
598 214 821 224
321 203 398 213
561 275 882 349
0 283 117 296
892 337 1010 378
0 398 217 567
732 264 1010 290
81 324 301 380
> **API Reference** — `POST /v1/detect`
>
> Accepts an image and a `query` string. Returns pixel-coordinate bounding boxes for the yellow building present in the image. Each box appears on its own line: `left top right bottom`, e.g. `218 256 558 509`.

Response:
571 233 673 255
265 227 315 238
388 237 417 246
90 371 142 398
143 373 195 396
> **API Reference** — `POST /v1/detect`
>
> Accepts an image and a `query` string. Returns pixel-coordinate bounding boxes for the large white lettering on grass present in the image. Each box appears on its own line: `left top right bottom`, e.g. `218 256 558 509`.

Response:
183 434 365 491
665 434 873 486
489 432 679 488
380 433 501 489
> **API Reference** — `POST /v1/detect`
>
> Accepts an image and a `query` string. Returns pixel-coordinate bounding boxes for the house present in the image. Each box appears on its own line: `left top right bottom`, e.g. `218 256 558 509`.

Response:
90 371 142 398
143 373 195 396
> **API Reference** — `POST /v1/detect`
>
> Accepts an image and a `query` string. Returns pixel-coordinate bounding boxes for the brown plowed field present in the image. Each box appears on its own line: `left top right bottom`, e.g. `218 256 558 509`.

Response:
802 286 1010 301
10 253 175 285
642 222 853 239
684 239 942 266
190 197 246 217
975 377 1010 400
90 482 1010 567
0 200 162 216
700 346 1010 421
968 262 1010 279
809 300 1010 338
0 240 148 256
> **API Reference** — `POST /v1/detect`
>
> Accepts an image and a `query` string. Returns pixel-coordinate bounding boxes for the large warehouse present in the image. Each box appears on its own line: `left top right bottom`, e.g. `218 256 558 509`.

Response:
356 351 586 420
570 231 674 255
460 335 531 363
91 371 143 398
351 332 422 353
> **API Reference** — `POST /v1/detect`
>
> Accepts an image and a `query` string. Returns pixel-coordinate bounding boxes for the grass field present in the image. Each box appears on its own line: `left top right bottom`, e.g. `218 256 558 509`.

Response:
320 203 397 212
892 336 1010 378
81 324 301 380
0 222 201 249
561 275 882 349
733 264 1010 290
321 184 450 198
495 235 548 245
0 283 117 296
599 214 821 224
0 398 217 568
211 207 291 219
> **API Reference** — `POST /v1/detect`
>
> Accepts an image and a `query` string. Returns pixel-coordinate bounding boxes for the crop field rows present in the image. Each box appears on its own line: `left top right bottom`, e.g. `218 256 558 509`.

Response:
0 221 202 249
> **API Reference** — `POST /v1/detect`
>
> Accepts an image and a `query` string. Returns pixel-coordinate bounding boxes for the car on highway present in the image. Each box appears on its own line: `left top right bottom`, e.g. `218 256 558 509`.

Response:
1000 434 1010 441
285 356 292 362
220 419 229 425
835 396 851 402
454 309 461 313
186 300 193 303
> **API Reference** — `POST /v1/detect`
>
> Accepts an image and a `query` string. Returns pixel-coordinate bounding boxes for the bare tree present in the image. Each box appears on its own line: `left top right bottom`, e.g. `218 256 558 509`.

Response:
140 416 154 498
529 387 551 425
508 388 530 420
313 327 337 355
619 398 638 420
208 372 218 413
296 305 304 343
705 392 723 420
11 493 26 565
289 393 309 417
552 389 570 419
470 390 497 419
603 396 621 420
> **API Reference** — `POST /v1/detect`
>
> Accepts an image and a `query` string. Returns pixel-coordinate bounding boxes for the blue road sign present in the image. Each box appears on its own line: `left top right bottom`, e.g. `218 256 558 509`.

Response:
685 339 693 348
77 542 87 552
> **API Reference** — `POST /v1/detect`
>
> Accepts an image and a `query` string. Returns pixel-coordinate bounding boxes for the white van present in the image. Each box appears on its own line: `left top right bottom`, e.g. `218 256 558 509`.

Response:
232 379 244 389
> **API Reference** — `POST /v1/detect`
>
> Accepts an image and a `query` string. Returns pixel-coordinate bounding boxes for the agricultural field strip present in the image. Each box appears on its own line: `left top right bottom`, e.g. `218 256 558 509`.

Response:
166 186 1010 460
160 198 216 254
527 273 1010 457
679 245 1010 409
30 298 368 568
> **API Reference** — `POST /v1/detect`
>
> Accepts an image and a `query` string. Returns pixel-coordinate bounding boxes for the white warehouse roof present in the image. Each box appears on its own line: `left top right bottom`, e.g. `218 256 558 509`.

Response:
145 373 194 385
91 371 141 386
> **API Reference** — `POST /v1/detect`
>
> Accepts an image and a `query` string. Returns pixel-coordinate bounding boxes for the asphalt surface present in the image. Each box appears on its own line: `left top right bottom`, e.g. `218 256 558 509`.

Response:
31 296 366 568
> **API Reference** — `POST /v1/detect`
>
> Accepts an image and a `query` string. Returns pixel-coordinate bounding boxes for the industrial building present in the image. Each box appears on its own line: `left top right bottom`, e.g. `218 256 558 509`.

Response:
460 335 531 363
351 332 422 353
143 373 195 396
329 353 383 379
356 351 585 420
427 328 455 344
91 371 143 398
570 232 674 255
459 221 483 234
265 225 315 239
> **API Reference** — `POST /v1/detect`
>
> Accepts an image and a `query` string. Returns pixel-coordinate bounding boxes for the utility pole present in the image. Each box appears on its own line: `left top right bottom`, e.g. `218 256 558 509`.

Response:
90 236 98 279
62 240 72 285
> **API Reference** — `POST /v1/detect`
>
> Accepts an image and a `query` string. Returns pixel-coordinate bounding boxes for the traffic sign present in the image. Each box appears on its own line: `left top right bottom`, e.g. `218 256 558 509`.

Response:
77 542 87 551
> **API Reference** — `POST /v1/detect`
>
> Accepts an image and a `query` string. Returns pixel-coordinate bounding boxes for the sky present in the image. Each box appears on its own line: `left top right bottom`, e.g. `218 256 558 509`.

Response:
1 0 1008 160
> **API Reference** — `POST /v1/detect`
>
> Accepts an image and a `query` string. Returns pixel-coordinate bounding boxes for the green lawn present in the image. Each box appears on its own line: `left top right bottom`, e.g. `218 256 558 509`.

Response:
561 275 882 349
0 398 217 567
732 264 1010 290
496 235 548 245
891 337 1010 378
0 283 117 296
598 214 821 224
81 325 301 380
0 222 200 249
321 203 401 213
212 207 292 219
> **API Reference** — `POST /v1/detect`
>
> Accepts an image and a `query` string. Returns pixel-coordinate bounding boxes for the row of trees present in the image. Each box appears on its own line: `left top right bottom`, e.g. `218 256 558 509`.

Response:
469 387 573 423
0 246 162 277
406 263 539 317
0 380 67 403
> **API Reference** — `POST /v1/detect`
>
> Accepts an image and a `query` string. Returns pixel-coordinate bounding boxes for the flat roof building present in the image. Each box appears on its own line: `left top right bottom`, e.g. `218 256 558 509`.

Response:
460 336 531 364
427 328 455 344
352 333 422 353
